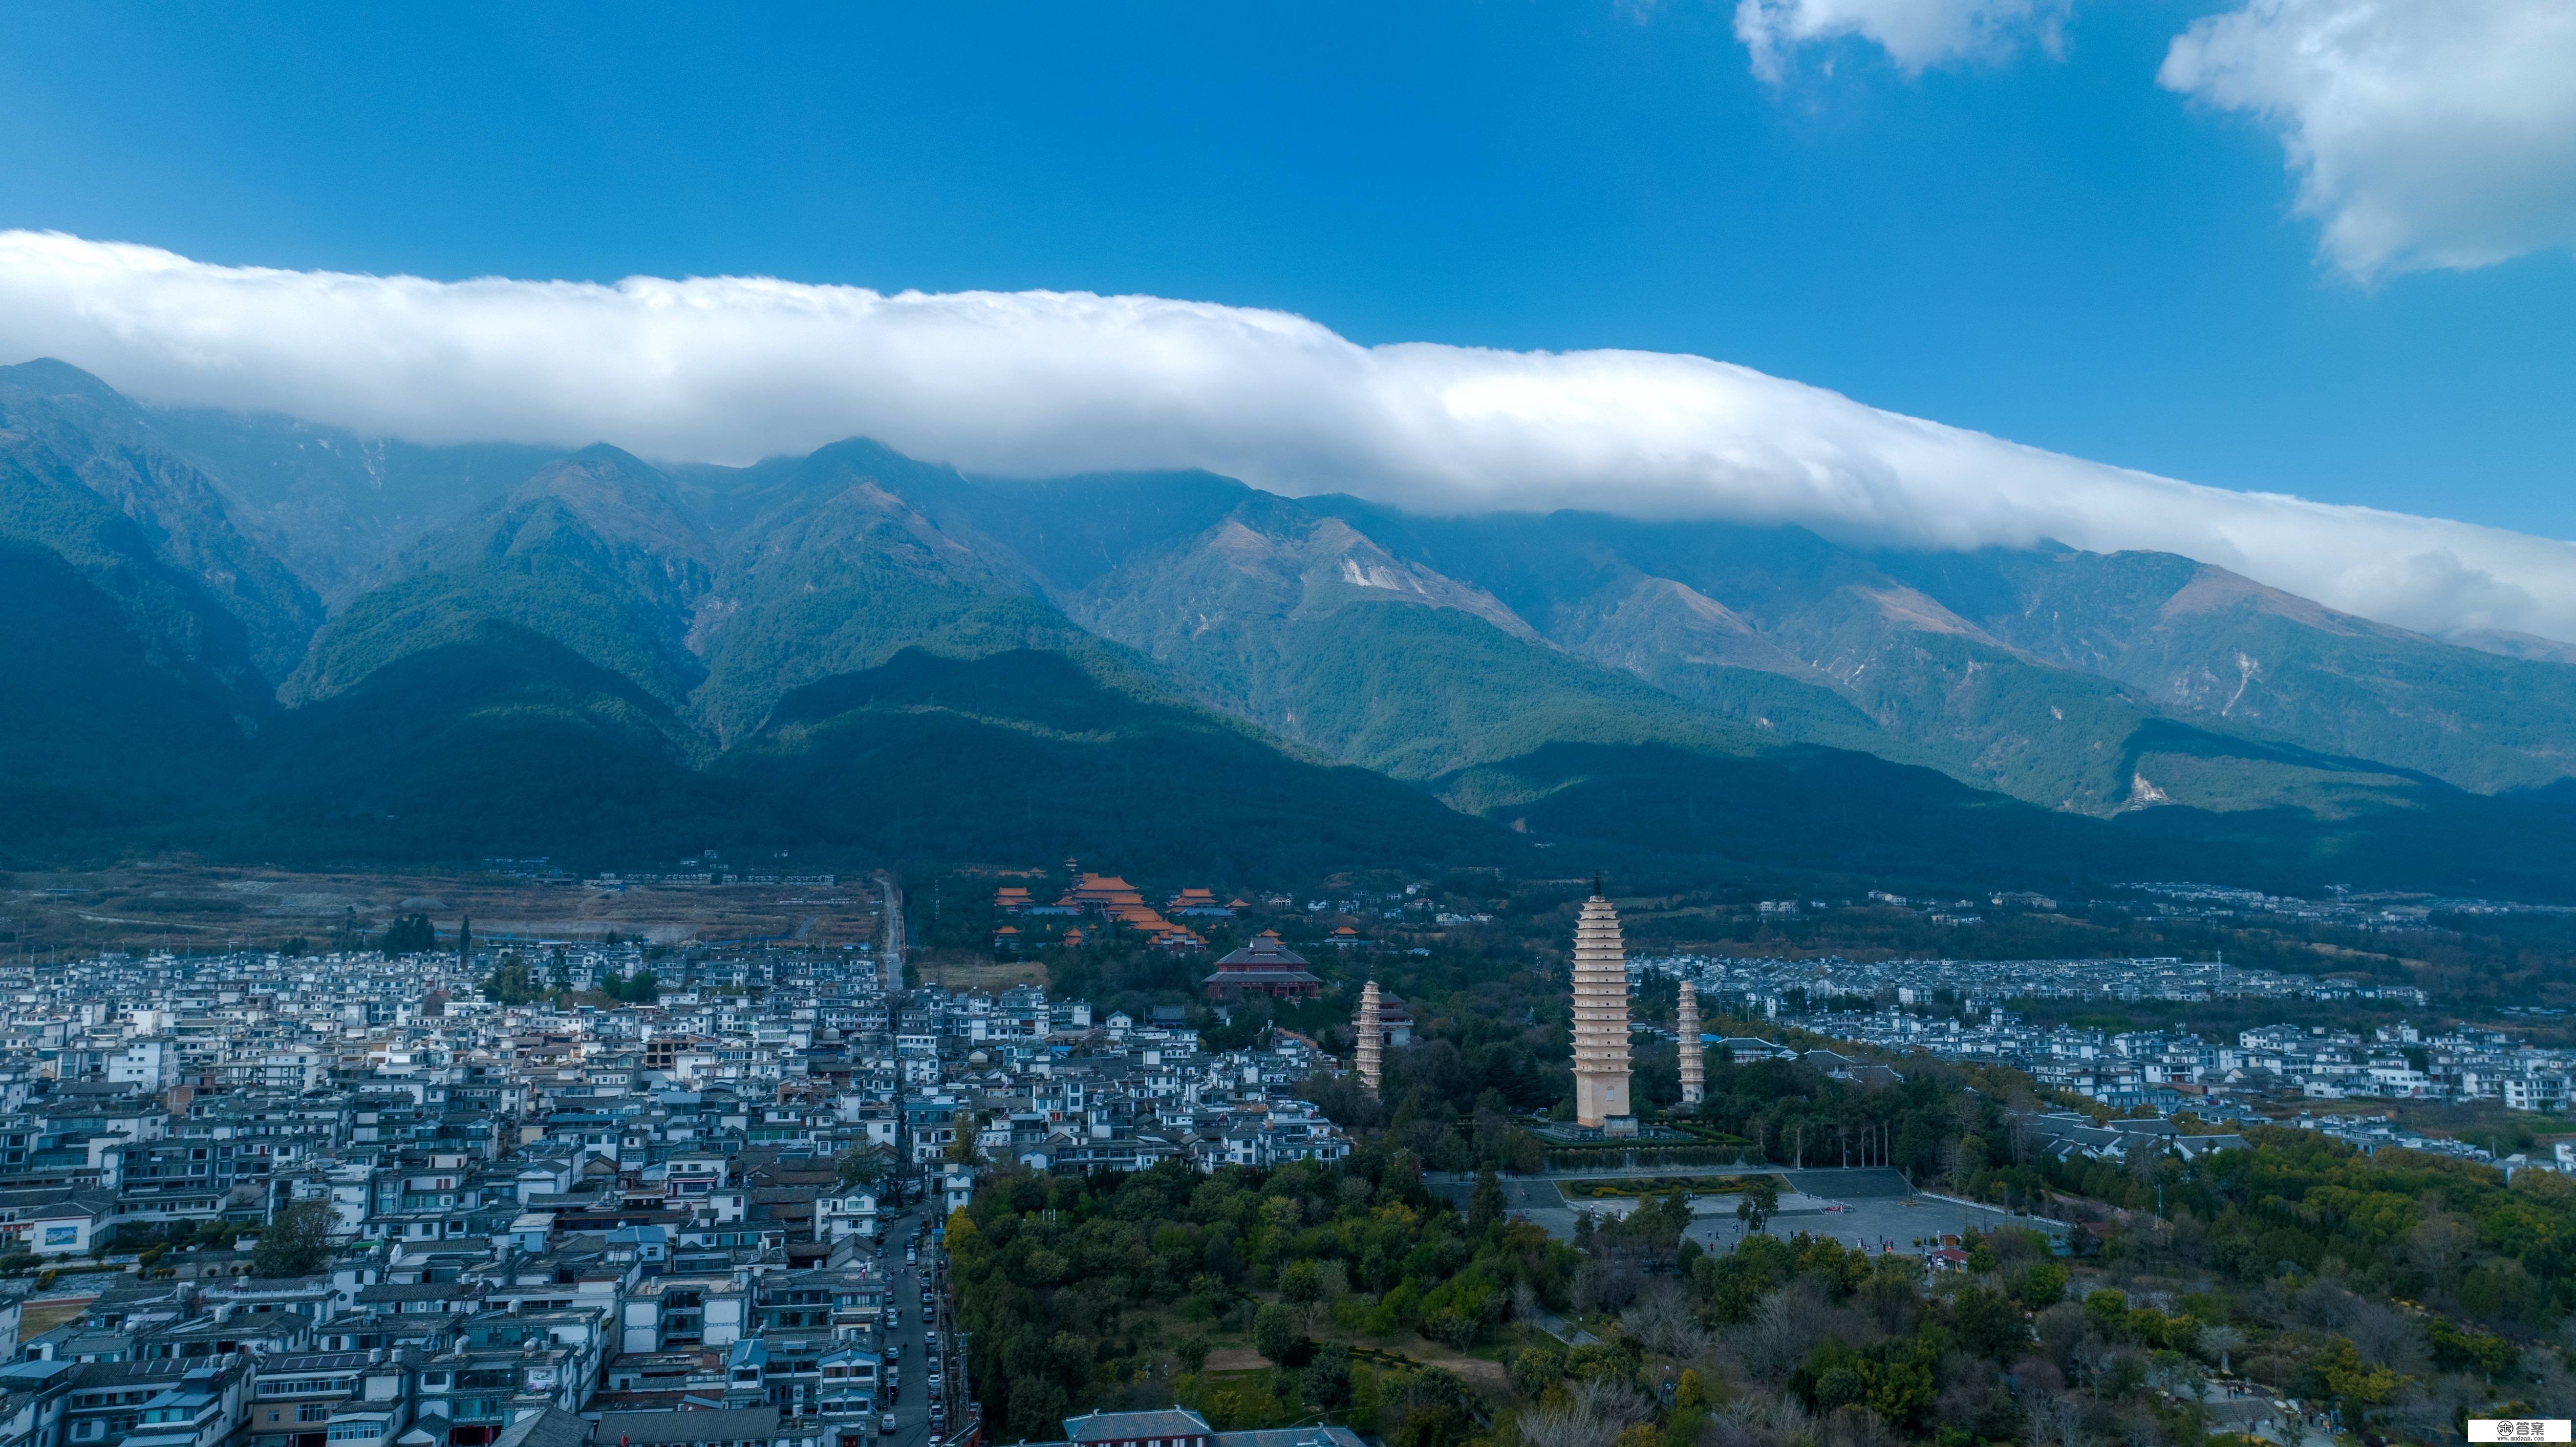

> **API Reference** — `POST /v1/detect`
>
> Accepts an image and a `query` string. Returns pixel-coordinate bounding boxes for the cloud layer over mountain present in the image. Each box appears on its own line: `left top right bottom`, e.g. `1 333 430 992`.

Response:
3 228 2575 645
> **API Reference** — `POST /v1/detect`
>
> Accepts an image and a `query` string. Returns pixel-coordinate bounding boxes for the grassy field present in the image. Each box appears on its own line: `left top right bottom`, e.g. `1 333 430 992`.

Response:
1149 1289 1517 1400
0 862 887 955
909 952 1047 993
19 1297 94 1337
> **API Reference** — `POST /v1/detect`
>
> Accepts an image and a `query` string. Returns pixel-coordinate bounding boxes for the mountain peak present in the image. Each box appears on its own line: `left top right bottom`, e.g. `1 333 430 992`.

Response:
568 440 655 468
803 436 942 472
515 442 666 492
2443 627 2576 667
0 357 141 414
2155 558 2379 637
508 447 711 565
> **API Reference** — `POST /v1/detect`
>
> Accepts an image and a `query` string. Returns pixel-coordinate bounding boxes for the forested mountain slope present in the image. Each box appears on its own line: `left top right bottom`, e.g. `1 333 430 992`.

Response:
6 359 2576 894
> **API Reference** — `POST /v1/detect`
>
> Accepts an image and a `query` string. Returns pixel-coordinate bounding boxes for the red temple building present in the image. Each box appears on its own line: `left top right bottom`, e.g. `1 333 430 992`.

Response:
1201 931 1324 1000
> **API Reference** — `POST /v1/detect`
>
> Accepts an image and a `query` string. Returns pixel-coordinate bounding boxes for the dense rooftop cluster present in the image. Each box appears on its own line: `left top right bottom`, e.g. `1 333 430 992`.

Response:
0 915 1357 1447
1634 952 2365 1017
1653 952 2554 1103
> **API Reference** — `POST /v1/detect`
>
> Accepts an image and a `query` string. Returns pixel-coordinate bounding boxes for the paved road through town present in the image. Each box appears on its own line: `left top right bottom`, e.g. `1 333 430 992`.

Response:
874 1203 958 1447
876 872 906 995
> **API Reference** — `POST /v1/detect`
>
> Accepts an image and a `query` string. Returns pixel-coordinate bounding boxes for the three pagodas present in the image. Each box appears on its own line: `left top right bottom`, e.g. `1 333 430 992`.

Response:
1355 882 1701 1132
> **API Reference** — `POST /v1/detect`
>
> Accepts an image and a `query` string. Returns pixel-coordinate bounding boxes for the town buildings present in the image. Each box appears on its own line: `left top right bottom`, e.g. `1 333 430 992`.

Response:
3 869 2563 1447
1637 949 2574 1168
0 884 1358 1447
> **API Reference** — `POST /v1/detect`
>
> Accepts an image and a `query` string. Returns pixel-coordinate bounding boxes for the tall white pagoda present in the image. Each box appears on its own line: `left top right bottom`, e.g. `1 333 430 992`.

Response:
1678 979 1705 1105
1571 881 1635 1133
1354 978 1384 1096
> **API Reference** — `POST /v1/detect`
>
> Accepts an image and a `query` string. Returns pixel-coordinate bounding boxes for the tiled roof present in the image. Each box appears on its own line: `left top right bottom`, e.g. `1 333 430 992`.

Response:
1065 1409 1214 1443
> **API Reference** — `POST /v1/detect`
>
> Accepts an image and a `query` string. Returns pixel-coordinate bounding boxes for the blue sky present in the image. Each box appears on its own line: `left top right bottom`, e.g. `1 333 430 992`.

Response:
1 1 2572 534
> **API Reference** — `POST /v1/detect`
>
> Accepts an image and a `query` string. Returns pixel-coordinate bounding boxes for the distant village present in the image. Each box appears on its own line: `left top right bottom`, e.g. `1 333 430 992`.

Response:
0 871 2559 1447
1640 951 2576 1171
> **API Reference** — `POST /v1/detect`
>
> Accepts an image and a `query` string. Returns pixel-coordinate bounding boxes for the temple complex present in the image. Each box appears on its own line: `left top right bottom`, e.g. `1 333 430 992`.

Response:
1201 930 1324 1000
994 870 1209 950
1571 885 1636 1133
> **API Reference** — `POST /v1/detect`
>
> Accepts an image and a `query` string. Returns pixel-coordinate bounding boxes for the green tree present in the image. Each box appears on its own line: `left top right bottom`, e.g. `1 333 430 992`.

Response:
252 1199 336 1277
1302 1341 1353 1409
2017 1261 2068 1309
1951 1285 2031 1363
1736 1176 1779 1233
1176 1333 1212 1375
2314 1339 2401 1407
1469 1167 1504 1234
1252 1302 1298 1364
2426 1319 2518 1379
1675 1368 1707 1412
1510 1339 1567 1399
481 953 543 1005
380 913 435 954
600 965 660 1003
1858 1350 1936 1430
1281 1258 1326 1330
2081 1289 2129 1339
837 1146 892 1192
1390 1368 1476 1447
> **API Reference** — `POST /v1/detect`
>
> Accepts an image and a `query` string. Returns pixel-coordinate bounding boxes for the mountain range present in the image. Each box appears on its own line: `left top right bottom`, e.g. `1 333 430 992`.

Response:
9 355 2576 895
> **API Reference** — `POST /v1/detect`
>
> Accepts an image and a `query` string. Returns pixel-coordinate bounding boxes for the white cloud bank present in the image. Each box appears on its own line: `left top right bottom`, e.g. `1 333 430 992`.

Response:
3 228 2576 643
1733 0 2070 80
2161 0 2576 280
1725 0 2576 281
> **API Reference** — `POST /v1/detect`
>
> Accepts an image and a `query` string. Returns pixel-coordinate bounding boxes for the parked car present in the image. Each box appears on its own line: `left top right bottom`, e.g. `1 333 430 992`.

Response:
887 1343 902 1361
880 1415 898 1437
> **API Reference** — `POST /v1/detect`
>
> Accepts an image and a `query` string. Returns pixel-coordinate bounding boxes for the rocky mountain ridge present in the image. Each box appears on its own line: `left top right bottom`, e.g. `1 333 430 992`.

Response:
7 357 2575 894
